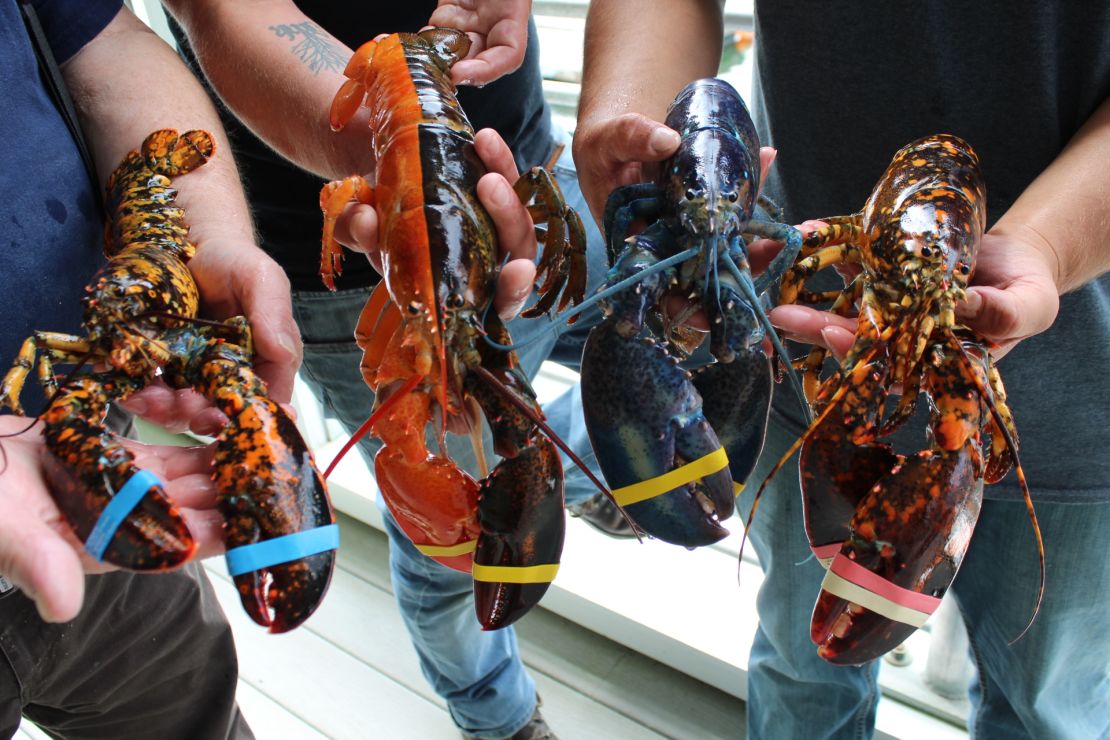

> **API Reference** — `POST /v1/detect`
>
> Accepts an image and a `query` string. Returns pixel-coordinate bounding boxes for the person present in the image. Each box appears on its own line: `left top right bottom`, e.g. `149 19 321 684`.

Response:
0 0 306 735
572 1 1110 738
162 2 623 738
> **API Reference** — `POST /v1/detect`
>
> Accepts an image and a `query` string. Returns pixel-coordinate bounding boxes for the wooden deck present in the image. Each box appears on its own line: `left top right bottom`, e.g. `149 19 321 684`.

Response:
22 513 744 740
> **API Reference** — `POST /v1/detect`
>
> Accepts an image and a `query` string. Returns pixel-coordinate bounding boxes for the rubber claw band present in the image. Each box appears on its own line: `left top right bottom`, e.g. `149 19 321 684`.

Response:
415 539 478 558
85 469 162 561
472 563 559 584
224 523 340 577
610 447 729 507
819 553 941 628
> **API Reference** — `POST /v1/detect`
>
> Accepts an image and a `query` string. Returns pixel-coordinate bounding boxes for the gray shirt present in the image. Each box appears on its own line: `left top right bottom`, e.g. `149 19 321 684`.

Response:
754 1 1110 502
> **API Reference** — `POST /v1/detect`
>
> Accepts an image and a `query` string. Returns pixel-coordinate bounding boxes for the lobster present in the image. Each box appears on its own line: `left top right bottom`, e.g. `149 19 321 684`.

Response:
0 130 337 633
319 28 589 630
762 134 1044 664
579 78 810 548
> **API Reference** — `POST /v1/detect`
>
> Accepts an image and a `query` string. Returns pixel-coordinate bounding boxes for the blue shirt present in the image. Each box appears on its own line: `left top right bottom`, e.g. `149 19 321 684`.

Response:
1 0 121 414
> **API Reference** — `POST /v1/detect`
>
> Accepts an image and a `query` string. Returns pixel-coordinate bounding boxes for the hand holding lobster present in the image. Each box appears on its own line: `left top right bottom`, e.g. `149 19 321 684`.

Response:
771 227 1061 362
0 415 228 623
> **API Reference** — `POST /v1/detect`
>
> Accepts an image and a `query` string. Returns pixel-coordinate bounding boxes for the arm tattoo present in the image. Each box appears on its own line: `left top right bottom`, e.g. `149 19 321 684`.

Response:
269 22 347 75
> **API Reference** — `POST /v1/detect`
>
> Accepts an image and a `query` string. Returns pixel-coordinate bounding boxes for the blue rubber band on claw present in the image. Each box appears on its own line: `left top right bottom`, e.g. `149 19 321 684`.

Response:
224 524 340 577
85 469 163 561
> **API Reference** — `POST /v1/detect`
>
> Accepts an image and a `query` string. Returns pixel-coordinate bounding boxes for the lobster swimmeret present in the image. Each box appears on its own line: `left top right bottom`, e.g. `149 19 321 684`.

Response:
580 78 809 548
768 134 1043 664
0 130 336 633
320 29 589 630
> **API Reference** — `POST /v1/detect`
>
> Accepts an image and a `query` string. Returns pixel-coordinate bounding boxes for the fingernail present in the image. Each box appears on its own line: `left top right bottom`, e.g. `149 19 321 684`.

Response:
126 398 148 418
491 178 514 208
959 290 983 319
277 332 299 359
649 127 680 154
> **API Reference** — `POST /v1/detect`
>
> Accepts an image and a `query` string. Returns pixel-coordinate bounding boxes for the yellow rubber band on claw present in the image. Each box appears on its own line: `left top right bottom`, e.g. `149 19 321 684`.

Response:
471 563 560 584
611 447 730 507
415 539 478 558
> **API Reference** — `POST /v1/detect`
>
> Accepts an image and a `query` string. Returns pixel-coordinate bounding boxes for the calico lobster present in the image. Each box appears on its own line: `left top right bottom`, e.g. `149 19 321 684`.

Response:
319 29 590 630
0 130 336 633
579 78 810 548
763 134 1044 664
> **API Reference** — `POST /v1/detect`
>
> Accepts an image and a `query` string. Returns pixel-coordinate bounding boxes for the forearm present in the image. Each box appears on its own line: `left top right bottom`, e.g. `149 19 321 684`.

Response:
163 0 370 179
578 0 724 128
64 7 255 247
991 95 1110 295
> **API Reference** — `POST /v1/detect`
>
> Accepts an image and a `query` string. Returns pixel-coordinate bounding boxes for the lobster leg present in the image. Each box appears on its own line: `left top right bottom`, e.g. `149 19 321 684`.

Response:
514 167 589 319
163 320 336 633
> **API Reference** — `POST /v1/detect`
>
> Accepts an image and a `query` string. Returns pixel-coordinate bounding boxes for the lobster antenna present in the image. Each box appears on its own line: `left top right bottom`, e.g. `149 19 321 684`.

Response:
321 373 423 479
471 364 643 541
481 246 702 353
949 330 1045 644
735 368 862 583
721 254 814 425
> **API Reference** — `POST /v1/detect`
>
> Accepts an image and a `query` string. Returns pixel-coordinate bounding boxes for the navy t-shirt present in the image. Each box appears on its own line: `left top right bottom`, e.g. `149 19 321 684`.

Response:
170 2 553 292
753 2 1110 502
1 0 121 415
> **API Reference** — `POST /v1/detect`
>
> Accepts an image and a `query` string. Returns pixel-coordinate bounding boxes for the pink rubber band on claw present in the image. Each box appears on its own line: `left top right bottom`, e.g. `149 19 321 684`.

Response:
828 553 942 615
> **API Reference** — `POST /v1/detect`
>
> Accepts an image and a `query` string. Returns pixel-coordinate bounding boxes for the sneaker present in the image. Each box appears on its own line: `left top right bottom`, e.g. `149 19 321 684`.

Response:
461 697 557 740
567 492 636 539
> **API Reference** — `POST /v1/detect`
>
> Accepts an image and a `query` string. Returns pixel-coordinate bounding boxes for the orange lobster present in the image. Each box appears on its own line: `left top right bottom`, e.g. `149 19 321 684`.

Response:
319 29 589 629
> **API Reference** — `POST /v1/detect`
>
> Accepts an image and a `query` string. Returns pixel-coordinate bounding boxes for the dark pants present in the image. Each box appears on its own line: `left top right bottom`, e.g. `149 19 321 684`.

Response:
0 563 252 739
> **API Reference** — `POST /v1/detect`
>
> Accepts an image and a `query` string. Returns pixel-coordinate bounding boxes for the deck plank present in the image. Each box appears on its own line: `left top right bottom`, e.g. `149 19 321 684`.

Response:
208 573 457 739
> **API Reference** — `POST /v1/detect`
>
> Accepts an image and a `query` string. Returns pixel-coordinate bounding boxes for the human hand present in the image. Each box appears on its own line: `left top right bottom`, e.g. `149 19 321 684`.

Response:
571 112 682 228
954 228 1060 358
769 224 1062 363
428 0 531 86
327 127 540 321
122 242 302 435
0 415 225 622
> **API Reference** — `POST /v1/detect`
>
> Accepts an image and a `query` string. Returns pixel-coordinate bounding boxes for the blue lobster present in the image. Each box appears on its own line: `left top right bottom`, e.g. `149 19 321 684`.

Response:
579 78 811 547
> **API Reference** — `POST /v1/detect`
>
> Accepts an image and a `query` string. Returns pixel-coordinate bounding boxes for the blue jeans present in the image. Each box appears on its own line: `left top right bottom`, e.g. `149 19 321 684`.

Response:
292 130 607 739
741 416 1110 739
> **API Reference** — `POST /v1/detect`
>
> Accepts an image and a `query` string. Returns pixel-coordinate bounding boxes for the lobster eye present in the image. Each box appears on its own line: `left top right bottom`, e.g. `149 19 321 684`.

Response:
959 264 971 275
685 188 696 201
726 191 738 202
920 246 933 258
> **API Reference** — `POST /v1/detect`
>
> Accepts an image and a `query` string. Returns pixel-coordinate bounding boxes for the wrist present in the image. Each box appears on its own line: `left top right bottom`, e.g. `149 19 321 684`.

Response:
986 221 1064 294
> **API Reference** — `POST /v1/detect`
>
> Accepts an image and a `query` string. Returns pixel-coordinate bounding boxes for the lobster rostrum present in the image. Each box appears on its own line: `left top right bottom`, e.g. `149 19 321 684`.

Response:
320 29 590 630
580 78 810 548
0 130 337 633
764 134 1043 664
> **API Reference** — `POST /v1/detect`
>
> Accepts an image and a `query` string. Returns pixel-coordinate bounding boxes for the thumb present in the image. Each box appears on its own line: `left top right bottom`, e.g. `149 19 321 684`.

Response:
0 509 85 622
599 113 681 166
958 281 1059 345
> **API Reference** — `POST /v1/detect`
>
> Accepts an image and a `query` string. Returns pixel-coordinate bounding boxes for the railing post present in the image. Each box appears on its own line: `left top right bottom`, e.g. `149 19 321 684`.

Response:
924 596 974 700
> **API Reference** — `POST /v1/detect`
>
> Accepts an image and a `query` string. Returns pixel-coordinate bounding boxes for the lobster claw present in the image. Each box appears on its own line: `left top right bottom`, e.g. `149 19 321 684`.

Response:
581 319 733 547
215 399 337 634
810 441 984 664
42 452 196 570
474 437 565 630
691 347 772 492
